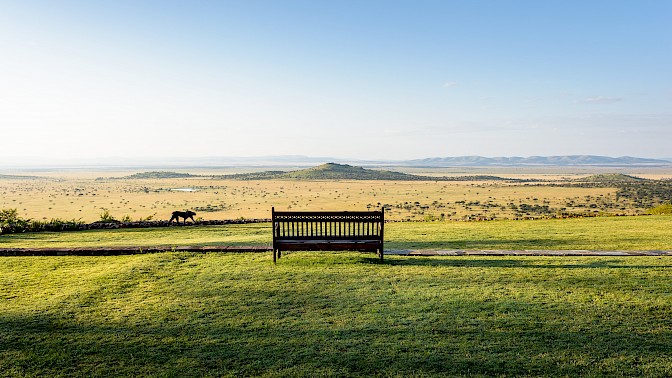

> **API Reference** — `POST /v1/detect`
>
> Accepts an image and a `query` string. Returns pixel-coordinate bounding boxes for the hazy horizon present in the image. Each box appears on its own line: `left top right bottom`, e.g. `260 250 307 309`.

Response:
1 154 671 170
2 1 671 160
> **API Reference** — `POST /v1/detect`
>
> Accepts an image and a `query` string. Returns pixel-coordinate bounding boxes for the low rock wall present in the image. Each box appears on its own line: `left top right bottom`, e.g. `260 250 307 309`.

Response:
0 245 272 256
86 219 270 230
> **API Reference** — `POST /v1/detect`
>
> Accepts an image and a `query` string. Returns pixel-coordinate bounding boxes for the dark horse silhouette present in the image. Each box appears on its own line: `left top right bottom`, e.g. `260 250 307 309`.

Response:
169 210 196 224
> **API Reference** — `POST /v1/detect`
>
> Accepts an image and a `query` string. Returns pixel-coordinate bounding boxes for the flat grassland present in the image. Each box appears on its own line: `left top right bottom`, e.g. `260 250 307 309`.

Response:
2 253 671 377
4 175 606 221
2 166 671 223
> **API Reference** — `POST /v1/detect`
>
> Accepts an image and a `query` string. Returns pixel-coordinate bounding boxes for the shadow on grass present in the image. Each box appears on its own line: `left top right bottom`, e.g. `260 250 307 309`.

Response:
387 238 574 250
0 233 47 244
377 256 672 270
3 251 671 376
275 252 672 270
1 303 670 377
383 256 528 268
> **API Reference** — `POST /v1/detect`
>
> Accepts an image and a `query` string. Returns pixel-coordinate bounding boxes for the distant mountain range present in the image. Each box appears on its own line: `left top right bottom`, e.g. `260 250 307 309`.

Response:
2 155 670 170
403 155 671 167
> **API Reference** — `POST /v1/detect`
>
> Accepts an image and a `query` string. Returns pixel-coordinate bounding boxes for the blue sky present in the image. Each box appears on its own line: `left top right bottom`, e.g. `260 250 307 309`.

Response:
1 0 670 161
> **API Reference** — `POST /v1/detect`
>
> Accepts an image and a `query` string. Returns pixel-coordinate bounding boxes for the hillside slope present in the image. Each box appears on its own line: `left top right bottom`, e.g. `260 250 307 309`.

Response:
279 163 419 180
220 163 520 181
111 164 518 181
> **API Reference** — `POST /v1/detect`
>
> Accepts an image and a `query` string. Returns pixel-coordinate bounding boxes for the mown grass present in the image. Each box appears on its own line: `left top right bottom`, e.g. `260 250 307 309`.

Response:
388 215 672 250
1 252 671 377
2 215 672 251
1 223 271 249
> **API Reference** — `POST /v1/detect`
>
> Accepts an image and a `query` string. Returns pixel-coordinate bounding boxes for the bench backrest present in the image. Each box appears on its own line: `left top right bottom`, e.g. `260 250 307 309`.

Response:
272 208 384 240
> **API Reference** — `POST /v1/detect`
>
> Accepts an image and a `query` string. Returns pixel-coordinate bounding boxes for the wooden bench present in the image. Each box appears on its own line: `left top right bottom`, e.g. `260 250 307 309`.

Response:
272 207 384 262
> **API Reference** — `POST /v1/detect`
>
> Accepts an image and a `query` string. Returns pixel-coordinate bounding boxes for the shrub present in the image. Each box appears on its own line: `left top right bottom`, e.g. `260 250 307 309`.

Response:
647 203 672 215
139 213 157 222
0 208 21 223
0 209 84 234
0 208 27 234
99 208 117 222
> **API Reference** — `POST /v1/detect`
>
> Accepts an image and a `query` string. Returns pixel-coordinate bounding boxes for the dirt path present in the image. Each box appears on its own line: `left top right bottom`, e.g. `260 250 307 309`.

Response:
386 249 672 256
2 246 671 257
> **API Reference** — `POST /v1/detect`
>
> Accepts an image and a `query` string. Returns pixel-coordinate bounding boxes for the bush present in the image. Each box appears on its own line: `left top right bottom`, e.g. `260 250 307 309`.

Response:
647 203 672 215
0 208 28 234
0 208 21 223
0 208 84 234
99 208 117 222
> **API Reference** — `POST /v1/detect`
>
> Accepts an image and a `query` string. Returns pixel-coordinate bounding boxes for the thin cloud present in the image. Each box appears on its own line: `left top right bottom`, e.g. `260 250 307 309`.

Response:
443 81 459 88
578 96 623 104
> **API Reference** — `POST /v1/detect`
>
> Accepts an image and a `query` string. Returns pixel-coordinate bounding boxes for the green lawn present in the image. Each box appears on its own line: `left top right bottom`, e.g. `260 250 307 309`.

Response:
2 215 672 250
1 252 671 377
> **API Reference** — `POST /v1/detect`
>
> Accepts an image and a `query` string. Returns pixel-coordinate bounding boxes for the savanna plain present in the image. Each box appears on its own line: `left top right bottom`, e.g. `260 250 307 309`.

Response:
1 166 672 377
2 165 672 222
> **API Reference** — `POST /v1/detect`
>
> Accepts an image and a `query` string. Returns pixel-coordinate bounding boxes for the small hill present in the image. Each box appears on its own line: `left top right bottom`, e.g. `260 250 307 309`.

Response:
113 171 199 180
217 163 519 181
574 173 646 184
0 174 40 180
218 163 428 180
450 175 520 181
102 164 521 181
280 163 421 180
213 171 285 180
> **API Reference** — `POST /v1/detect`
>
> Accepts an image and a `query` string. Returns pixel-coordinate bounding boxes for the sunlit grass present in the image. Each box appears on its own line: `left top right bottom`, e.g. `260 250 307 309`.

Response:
3 215 672 251
1 253 671 376
1 223 272 248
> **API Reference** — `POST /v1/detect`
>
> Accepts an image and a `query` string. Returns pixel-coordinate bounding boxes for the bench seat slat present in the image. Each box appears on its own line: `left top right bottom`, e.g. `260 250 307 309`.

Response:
275 240 381 252
275 235 379 240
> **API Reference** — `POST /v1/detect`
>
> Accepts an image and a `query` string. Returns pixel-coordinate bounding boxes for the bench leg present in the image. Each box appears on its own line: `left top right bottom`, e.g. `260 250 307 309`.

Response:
273 249 276 263
378 248 384 262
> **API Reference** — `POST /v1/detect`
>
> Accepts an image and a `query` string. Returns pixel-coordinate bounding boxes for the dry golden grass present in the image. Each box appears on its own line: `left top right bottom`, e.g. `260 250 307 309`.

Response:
0 171 625 222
